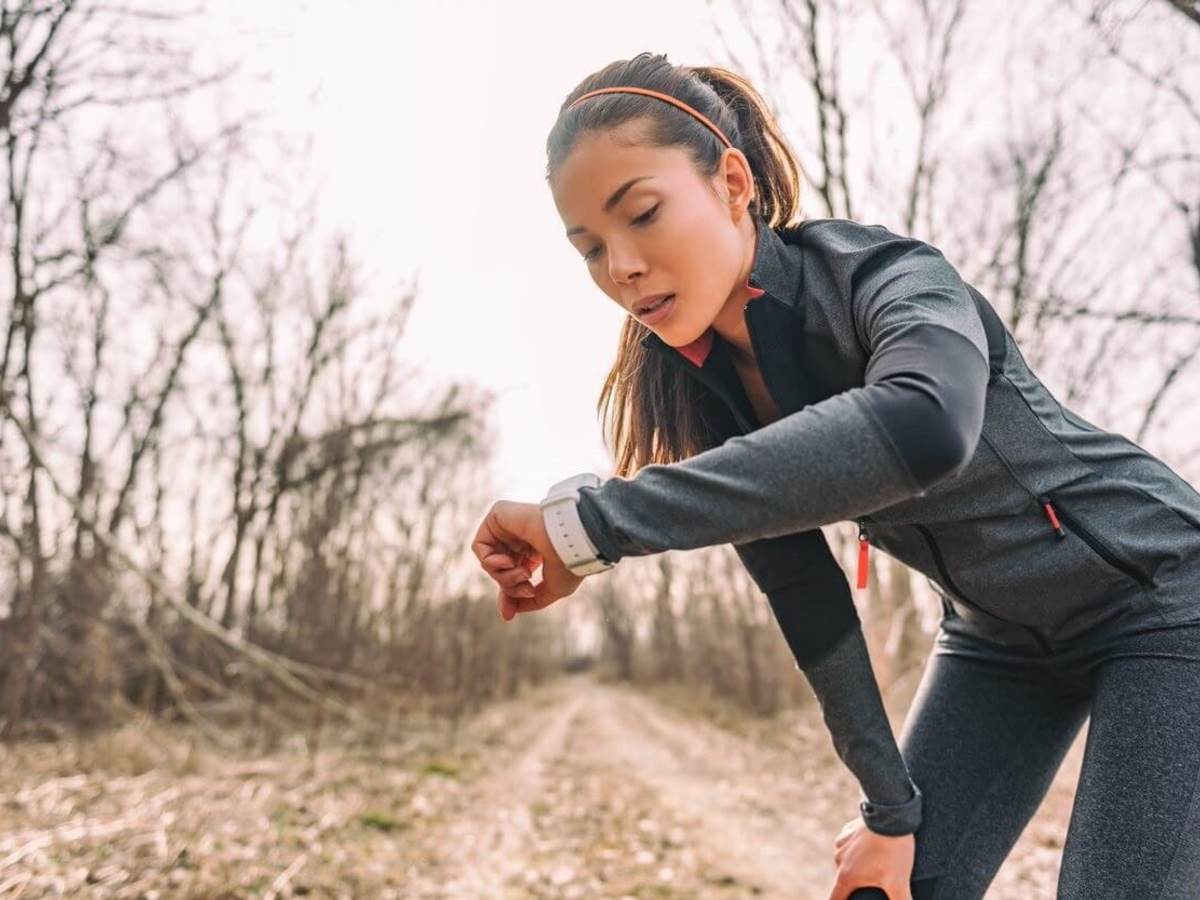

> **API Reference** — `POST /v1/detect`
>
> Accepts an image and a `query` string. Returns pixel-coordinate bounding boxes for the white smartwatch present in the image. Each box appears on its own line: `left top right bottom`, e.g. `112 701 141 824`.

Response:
539 473 616 577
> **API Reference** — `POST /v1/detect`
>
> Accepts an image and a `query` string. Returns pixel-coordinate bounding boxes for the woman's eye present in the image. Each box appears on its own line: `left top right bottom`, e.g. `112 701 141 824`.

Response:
633 203 660 225
581 204 660 263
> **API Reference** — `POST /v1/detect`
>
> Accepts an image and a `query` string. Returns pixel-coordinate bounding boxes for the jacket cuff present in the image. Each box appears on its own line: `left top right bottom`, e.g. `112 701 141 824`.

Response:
860 780 923 836
575 485 623 564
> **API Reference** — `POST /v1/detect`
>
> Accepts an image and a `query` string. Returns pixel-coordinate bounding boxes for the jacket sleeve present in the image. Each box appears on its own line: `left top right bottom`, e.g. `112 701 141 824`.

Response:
573 220 991 563
733 528 923 835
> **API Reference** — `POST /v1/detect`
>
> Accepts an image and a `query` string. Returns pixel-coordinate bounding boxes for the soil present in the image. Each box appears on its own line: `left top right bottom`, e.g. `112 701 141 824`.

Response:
0 675 1084 898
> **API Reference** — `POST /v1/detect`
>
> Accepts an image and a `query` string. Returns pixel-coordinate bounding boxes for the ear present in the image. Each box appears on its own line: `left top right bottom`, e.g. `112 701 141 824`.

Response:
718 148 756 221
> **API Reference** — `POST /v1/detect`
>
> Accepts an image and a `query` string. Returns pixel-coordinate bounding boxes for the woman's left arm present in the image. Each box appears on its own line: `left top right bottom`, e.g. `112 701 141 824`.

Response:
573 223 992 563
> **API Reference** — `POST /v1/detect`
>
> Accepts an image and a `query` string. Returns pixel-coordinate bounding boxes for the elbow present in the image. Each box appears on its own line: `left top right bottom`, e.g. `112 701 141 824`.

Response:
862 377 984 493
860 321 990 493
921 411 981 487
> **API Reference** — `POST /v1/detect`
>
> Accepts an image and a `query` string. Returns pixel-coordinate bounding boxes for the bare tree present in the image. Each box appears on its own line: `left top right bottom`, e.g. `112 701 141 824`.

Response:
0 2 547 735
685 0 1200 708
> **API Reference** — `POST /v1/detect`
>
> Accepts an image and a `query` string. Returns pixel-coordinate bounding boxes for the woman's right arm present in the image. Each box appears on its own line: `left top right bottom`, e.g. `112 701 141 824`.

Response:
733 526 923 836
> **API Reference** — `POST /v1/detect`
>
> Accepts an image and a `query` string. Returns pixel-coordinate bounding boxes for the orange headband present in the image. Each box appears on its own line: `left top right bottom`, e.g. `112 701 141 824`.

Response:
567 86 734 150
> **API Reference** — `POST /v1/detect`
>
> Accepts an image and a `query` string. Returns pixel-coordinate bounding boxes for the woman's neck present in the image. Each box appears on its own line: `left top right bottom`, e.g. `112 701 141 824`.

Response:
710 212 762 365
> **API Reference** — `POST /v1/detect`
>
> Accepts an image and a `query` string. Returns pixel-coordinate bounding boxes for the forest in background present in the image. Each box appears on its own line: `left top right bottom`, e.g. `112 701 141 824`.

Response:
0 0 1198 749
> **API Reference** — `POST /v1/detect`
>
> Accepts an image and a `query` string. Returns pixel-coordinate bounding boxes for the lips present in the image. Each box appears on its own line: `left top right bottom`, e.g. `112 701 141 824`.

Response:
635 293 676 325
634 292 673 315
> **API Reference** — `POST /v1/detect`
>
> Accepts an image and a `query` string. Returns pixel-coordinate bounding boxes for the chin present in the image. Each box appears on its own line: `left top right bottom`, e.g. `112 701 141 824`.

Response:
662 317 710 347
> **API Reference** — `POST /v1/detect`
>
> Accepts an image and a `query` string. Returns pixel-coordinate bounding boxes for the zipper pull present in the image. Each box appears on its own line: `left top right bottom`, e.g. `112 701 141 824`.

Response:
1039 495 1066 538
856 519 870 589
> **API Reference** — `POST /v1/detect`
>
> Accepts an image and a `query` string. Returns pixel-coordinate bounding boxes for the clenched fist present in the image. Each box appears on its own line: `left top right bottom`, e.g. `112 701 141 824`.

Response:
471 500 585 621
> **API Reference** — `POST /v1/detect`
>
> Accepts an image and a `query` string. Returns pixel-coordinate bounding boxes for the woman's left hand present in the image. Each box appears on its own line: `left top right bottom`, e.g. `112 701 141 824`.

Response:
828 816 915 900
471 500 584 620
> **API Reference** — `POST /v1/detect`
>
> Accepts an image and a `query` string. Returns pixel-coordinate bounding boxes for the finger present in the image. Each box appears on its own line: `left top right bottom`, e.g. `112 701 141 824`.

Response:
494 554 542 580
471 517 502 564
482 551 517 570
497 581 538 618
484 543 538 569
505 580 559 616
505 584 537 602
491 566 533 589
498 588 517 621
475 537 529 566
471 507 527 564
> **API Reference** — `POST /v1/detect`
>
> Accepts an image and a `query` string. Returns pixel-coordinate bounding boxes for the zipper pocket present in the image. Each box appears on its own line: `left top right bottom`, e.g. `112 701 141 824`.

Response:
982 433 1155 588
912 523 972 604
911 522 1054 653
1038 493 1154 588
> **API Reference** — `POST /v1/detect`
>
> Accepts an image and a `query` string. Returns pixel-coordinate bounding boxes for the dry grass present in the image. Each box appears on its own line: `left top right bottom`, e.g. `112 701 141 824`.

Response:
0 703 483 898
0 678 1082 899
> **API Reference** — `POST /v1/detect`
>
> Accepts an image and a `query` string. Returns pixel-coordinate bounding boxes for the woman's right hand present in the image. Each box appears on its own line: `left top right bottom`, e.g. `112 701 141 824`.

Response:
471 499 584 620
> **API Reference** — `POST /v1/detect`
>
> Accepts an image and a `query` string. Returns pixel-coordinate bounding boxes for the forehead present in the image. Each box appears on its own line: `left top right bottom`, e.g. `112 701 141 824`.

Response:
551 131 693 223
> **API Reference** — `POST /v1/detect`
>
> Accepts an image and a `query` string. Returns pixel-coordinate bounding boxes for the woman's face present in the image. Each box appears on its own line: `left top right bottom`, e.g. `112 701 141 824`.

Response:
550 122 757 347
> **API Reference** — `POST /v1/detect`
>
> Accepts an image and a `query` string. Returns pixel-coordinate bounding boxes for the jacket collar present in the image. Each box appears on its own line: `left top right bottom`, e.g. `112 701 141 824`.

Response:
638 212 805 368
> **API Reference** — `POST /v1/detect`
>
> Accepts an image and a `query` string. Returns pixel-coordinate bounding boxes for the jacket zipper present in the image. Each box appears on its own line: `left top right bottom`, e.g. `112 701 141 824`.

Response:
912 521 1054 654
750 294 885 598
1037 493 1154 588
742 295 784 424
750 298 869 596
660 294 771 436
856 518 871 590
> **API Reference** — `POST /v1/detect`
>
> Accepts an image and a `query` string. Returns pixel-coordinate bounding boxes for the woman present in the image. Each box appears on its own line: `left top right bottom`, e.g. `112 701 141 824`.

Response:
470 52 1200 900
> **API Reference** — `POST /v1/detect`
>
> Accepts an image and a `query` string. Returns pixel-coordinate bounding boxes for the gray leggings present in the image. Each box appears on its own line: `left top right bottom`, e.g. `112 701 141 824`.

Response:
892 613 1200 899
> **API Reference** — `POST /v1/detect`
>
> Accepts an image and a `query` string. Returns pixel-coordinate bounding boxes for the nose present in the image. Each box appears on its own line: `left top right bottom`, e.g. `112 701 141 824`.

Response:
606 240 645 287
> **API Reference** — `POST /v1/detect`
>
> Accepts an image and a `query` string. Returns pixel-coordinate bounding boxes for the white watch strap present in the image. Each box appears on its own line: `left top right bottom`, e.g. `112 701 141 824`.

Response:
539 473 615 576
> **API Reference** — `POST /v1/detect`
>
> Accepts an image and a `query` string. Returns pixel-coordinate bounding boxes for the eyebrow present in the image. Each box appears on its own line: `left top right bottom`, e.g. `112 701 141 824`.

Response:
565 176 654 237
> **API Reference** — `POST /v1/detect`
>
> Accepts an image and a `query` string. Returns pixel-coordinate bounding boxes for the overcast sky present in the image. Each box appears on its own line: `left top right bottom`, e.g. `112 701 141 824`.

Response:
198 1 754 505
195 0 1200 515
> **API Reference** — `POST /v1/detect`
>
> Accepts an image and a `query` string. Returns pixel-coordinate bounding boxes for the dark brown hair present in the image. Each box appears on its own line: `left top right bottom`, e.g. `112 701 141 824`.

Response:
545 52 807 478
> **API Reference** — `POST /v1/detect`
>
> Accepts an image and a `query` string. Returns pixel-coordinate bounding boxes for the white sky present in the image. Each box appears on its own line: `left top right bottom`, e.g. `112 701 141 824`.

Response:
195 0 1200 511
201 0 743 504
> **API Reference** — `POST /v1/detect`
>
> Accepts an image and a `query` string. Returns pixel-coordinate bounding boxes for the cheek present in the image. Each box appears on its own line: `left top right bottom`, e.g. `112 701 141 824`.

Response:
670 220 741 303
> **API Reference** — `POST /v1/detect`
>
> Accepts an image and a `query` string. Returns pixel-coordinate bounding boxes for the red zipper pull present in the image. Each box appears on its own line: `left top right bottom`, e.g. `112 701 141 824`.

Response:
856 519 870 589
1039 495 1066 538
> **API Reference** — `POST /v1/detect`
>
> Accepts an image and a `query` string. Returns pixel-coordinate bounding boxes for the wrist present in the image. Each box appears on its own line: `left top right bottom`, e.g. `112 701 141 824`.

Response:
859 780 923 836
539 473 616 577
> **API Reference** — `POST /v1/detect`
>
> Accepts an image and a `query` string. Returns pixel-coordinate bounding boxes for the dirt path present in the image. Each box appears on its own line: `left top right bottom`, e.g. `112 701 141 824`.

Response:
403 676 1082 899
0 675 1082 898
402 684 591 897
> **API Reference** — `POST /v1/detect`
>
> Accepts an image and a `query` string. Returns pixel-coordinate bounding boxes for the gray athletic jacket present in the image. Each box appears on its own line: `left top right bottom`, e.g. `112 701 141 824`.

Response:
572 214 1200 835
